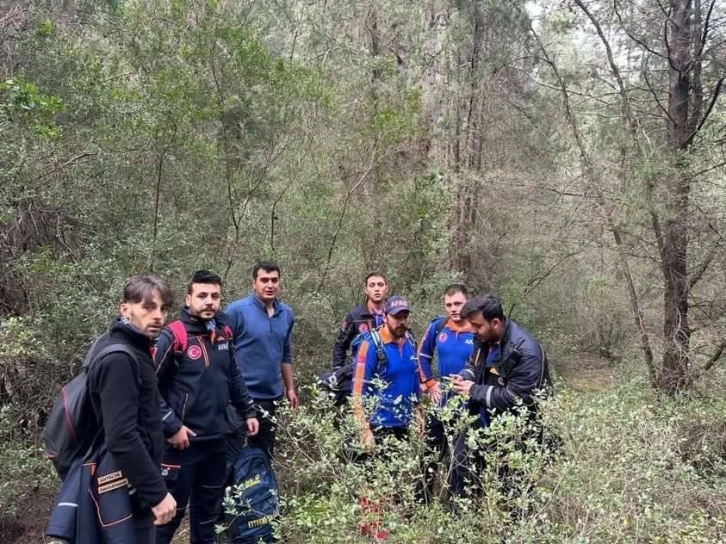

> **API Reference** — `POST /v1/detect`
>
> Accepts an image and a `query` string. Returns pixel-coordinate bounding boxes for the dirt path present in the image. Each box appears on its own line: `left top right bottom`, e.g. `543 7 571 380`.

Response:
555 352 619 394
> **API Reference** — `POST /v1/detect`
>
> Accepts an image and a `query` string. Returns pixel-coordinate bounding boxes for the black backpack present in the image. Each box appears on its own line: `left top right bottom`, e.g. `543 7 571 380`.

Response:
317 328 418 406
42 334 140 480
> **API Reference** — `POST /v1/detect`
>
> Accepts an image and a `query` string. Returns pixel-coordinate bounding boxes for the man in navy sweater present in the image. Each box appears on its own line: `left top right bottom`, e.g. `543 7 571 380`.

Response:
332 272 388 371
226 261 297 459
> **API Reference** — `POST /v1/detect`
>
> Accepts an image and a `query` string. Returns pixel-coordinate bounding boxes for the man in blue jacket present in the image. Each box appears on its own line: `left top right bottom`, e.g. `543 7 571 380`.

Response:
416 284 475 501
154 270 259 544
351 296 421 540
352 296 421 447
226 261 297 459
450 293 551 497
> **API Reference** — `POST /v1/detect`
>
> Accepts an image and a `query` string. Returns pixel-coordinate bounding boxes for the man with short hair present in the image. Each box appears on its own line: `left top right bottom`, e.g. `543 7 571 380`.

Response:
154 270 259 544
86 275 177 543
226 261 297 459
333 272 389 371
416 284 475 500
418 284 474 402
450 293 551 497
352 296 421 448
351 295 421 540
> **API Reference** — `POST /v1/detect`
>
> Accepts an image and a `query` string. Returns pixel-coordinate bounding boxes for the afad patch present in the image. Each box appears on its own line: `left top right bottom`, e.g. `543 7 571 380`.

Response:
187 345 202 360
359 323 369 333
438 332 448 343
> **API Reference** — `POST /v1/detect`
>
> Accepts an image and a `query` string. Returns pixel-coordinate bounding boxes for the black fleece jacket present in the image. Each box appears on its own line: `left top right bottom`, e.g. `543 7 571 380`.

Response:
87 318 167 513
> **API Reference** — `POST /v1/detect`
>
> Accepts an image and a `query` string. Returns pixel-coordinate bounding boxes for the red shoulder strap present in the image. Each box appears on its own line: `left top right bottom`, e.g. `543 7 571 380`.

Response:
223 325 234 341
167 321 188 352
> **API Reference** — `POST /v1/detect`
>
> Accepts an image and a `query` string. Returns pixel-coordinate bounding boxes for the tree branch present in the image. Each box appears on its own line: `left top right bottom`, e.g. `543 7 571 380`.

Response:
685 76 724 146
150 124 177 272
575 0 640 134
697 0 718 57
529 21 658 389
701 339 725 373
613 1 668 61
317 142 379 292
689 237 722 289
508 250 582 316
35 152 98 182
643 62 677 124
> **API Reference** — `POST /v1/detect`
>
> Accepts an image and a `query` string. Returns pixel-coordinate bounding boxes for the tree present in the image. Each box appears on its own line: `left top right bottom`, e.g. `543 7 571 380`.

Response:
549 0 726 391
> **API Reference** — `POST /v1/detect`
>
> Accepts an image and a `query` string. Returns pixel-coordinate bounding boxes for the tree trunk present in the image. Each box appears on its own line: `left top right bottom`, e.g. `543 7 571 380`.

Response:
422 0 447 162
658 0 694 391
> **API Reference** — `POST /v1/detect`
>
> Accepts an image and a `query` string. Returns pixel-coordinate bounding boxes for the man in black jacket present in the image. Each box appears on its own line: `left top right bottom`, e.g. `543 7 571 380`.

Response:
154 270 259 544
450 294 551 498
86 275 177 544
332 272 388 370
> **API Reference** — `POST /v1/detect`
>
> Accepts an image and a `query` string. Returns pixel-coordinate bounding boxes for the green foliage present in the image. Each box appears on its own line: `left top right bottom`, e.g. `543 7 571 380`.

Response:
0 0 724 538
0 76 65 138
0 407 56 518
260 377 726 543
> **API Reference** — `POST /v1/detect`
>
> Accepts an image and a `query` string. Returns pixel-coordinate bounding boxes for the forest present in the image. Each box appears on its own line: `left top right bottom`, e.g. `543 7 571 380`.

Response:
0 0 724 542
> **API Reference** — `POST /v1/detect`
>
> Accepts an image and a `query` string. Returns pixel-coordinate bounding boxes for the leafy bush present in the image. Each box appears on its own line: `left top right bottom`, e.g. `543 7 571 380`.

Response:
253 376 726 543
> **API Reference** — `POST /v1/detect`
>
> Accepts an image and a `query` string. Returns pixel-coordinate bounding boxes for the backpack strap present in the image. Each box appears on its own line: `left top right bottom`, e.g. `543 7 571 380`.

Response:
81 335 107 370
223 324 234 341
86 343 142 386
167 321 188 353
369 329 388 375
433 316 448 341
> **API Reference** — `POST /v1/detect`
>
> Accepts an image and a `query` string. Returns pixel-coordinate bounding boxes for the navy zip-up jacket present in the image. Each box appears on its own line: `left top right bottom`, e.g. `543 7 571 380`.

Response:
460 319 551 419
154 308 256 440
332 302 385 369
46 447 139 543
225 295 294 400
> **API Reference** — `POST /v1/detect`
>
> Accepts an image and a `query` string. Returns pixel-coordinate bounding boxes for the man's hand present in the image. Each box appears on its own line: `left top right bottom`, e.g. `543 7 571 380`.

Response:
152 492 177 526
247 417 260 436
451 374 474 396
286 387 299 410
168 425 196 450
427 381 442 404
360 428 375 449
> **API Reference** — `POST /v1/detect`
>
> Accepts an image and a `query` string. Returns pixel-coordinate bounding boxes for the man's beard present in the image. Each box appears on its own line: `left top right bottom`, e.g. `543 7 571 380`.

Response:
392 325 408 338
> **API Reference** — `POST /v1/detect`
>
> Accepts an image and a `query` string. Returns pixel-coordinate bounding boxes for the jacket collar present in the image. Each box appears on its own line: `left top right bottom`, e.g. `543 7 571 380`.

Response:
472 318 511 364
179 306 217 334
367 300 385 315
252 293 280 315
444 317 473 333
108 317 153 353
